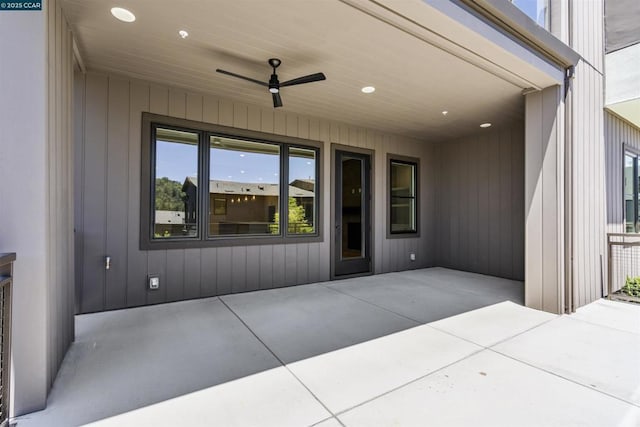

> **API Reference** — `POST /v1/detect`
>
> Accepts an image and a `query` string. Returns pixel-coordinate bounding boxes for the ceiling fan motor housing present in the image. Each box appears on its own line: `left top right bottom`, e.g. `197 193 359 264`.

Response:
269 74 280 93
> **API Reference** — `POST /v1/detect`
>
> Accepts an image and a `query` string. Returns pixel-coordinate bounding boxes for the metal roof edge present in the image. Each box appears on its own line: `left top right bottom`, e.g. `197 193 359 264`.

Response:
457 0 581 67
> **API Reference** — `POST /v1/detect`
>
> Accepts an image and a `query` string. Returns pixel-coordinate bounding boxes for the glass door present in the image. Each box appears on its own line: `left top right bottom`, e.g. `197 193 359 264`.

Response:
334 150 371 276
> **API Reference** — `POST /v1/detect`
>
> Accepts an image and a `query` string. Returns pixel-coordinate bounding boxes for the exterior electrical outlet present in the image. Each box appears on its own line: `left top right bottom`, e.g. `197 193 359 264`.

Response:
148 276 160 290
410 253 416 261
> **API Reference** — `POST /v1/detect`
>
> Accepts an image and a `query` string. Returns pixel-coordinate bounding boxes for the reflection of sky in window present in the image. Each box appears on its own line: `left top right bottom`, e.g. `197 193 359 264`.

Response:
511 0 547 27
156 140 315 184
210 148 279 183
156 140 198 183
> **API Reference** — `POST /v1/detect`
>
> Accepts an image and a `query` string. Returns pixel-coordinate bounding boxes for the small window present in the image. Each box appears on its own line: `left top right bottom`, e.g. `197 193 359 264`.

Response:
389 156 418 235
625 150 639 233
287 147 317 235
153 127 199 239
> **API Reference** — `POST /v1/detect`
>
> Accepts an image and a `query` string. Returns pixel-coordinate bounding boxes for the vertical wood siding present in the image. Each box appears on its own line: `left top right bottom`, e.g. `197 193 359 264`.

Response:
435 123 525 281
524 86 564 313
605 111 640 232
604 111 640 291
571 0 604 73
571 61 607 307
75 72 436 313
47 0 75 391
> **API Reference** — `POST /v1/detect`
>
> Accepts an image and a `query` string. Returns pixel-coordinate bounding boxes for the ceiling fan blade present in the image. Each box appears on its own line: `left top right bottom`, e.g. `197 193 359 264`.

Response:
280 72 326 87
216 69 268 87
272 92 283 108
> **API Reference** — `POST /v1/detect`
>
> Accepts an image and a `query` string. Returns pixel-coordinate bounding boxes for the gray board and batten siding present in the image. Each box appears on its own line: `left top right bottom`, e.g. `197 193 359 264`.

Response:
568 0 608 309
47 0 76 399
74 72 439 314
606 111 640 233
605 111 640 292
435 123 525 281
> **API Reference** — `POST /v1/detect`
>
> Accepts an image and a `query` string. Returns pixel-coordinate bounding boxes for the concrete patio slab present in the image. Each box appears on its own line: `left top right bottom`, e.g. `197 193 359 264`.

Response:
15 298 282 427
494 316 640 405
337 350 640 427
400 268 524 301
429 301 556 347
312 418 343 427
14 269 638 427
323 268 523 323
324 274 486 323
570 298 640 335
220 284 419 363
288 323 481 413
85 366 330 427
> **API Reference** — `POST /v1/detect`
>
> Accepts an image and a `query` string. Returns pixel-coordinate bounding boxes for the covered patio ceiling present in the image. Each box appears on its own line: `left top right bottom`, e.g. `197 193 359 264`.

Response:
61 0 542 140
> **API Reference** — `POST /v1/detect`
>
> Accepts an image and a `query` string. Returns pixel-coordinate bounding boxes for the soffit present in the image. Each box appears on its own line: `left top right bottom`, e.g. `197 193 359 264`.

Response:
61 0 527 140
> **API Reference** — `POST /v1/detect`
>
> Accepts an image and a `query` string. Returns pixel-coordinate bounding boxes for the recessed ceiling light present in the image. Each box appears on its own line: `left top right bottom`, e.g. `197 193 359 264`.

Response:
442 111 448 116
480 123 492 128
240 170 245 174
178 30 189 39
361 86 375 94
239 154 245 157
110 7 136 23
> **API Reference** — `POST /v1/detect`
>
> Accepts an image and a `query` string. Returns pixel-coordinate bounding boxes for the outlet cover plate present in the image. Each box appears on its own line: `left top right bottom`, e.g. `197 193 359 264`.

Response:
148 275 160 290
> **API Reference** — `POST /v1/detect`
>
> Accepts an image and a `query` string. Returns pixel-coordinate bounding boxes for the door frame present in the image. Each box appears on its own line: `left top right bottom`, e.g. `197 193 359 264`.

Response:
330 143 375 279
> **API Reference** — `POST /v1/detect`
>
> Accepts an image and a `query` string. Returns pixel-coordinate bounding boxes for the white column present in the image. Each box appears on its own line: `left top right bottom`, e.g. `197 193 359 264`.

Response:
524 85 566 314
0 5 49 415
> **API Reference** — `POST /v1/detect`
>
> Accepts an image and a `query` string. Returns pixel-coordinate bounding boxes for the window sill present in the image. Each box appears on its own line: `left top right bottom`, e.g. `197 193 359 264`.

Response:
141 233 323 250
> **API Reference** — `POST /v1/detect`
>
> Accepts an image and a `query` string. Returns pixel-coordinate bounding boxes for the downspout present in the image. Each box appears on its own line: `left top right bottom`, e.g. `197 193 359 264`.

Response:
564 65 574 314
564 0 575 314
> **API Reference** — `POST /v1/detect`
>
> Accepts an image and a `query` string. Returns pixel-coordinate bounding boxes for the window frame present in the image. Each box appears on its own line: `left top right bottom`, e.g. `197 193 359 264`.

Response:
141 113 322 250
624 144 640 233
387 154 420 238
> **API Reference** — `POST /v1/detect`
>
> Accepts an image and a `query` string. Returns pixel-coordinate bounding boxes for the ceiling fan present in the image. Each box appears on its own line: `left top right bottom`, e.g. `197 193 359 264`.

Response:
216 58 326 108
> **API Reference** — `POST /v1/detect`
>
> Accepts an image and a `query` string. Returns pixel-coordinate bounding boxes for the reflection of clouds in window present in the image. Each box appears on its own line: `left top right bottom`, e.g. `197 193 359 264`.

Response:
209 136 279 184
289 147 316 181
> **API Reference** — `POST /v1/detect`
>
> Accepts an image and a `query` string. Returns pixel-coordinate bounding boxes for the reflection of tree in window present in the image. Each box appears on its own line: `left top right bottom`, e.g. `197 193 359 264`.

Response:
288 147 316 234
153 128 198 238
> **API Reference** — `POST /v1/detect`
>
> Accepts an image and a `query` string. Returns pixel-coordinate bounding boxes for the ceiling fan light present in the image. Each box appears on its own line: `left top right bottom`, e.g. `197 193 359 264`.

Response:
269 88 279 94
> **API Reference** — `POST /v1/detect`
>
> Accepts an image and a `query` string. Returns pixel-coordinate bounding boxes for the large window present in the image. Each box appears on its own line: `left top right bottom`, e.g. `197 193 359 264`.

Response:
142 113 321 249
625 150 640 233
388 156 418 235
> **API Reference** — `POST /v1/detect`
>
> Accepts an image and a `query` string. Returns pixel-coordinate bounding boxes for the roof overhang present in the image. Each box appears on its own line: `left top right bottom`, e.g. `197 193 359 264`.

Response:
61 0 577 140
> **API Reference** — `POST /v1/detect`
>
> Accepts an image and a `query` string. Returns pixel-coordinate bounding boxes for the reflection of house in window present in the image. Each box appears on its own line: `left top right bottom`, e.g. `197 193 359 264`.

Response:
180 177 314 236
154 210 185 236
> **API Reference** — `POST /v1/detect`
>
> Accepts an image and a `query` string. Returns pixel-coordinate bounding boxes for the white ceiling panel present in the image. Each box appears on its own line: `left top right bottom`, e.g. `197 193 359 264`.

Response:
61 0 525 140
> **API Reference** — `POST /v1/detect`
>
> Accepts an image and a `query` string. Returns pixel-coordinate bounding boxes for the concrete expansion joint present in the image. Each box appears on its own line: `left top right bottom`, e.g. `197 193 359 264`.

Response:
216 296 344 424
487 347 640 408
